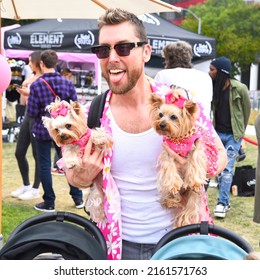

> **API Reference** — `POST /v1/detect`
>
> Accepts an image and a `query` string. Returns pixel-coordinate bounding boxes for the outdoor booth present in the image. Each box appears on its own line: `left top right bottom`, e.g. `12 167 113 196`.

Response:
3 18 102 103
3 13 216 78
3 49 101 104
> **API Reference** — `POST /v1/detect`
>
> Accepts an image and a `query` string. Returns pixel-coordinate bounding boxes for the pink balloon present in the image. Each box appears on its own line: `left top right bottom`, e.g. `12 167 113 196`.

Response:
0 54 12 94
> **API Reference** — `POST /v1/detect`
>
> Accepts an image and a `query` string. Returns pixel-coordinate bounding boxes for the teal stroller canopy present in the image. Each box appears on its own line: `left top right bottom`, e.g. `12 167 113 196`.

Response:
151 222 253 260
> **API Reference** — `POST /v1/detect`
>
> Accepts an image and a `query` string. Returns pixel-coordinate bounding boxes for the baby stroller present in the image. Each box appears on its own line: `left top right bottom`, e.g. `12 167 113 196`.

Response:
151 221 254 260
0 211 107 260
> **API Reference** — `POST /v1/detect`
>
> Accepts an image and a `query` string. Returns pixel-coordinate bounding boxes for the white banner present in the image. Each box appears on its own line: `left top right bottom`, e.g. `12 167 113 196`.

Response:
0 260 259 279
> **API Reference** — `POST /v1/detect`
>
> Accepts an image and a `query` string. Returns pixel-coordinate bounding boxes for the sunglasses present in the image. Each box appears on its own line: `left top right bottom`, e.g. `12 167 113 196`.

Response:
91 42 147 59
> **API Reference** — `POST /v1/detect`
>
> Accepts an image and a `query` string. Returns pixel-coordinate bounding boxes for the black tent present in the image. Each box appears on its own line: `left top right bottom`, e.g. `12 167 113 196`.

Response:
4 13 216 67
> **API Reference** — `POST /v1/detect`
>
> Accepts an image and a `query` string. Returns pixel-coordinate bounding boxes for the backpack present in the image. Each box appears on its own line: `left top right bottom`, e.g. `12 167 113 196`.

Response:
87 90 109 128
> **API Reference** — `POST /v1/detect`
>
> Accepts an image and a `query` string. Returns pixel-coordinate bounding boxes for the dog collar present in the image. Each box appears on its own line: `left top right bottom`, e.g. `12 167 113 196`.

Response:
165 126 198 143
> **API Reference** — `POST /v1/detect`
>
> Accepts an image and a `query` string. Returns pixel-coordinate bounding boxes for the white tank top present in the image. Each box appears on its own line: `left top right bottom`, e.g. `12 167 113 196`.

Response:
109 109 174 244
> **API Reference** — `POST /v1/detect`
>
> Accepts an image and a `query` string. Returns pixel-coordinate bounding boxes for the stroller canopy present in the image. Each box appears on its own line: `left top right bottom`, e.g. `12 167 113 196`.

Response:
151 222 253 260
151 235 248 260
0 212 107 260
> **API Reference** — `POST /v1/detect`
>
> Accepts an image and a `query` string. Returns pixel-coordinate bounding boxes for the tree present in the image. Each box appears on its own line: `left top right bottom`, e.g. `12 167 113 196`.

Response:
181 0 260 75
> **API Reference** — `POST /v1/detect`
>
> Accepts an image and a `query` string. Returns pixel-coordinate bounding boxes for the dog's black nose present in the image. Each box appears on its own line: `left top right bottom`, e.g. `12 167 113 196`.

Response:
160 122 166 130
60 134 68 140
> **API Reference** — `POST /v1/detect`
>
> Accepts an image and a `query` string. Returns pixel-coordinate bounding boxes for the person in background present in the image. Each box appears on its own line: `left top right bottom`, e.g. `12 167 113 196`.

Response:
51 68 73 176
253 113 260 224
65 8 227 260
11 51 42 200
154 41 213 116
61 68 73 80
27 49 84 212
209 56 251 218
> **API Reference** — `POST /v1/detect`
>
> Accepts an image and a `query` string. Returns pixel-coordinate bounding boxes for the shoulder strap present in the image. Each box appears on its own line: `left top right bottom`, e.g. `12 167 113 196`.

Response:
87 90 109 128
40 77 57 97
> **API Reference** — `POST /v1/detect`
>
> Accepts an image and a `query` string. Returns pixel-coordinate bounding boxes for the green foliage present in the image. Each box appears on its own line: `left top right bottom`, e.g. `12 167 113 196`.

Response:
1 19 37 27
181 0 260 75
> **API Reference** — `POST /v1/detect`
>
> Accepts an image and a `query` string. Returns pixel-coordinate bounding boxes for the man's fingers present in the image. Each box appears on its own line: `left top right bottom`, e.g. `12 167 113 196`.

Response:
84 137 93 154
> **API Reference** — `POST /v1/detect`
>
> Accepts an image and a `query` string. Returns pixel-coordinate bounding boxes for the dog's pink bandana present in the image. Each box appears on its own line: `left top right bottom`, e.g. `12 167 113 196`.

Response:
164 128 201 158
50 104 68 118
70 129 91 157
57 130 91 170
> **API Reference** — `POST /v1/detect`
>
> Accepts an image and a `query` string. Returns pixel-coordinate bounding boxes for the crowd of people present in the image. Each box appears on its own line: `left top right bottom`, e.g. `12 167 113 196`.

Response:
7 7 258 260
11 51 84 211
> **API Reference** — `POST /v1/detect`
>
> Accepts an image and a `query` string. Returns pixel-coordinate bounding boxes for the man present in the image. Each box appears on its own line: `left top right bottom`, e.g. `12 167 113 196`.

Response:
209 56 251 218
27 49 84 212
66 8 227 260
154 41 213 116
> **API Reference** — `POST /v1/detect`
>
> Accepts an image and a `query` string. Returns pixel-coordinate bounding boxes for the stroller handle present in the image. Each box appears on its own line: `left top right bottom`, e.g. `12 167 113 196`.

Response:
8 211 107 253
154 222 254 254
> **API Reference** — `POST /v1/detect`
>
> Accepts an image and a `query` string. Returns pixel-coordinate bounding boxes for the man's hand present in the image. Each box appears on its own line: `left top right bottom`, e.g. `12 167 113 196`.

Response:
66 138 104 188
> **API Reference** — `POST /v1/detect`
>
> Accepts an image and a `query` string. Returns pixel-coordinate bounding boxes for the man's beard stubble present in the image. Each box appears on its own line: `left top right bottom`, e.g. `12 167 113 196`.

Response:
103 66 143 95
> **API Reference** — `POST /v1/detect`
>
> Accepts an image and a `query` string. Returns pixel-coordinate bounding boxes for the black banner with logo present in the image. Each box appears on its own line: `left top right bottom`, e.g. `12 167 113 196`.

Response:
4 15 216 59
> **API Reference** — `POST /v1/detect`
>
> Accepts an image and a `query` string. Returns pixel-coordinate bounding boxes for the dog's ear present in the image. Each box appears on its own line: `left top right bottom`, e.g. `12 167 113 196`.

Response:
42 116 51 129
184 100 199 117
149 93 163 107
70 100 82 115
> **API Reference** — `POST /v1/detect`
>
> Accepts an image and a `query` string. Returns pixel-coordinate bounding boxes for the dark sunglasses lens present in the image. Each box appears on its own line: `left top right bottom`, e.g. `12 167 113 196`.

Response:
114 44 132 56
92 46 110 59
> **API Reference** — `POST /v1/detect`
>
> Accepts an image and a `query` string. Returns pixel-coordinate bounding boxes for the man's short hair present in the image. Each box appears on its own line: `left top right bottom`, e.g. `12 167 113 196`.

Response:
98 8 148 42
41 49 58 69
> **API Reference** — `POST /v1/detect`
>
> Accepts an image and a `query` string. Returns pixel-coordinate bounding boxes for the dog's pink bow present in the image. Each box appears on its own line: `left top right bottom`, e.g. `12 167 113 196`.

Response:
165 92 186 108
50 104 68 118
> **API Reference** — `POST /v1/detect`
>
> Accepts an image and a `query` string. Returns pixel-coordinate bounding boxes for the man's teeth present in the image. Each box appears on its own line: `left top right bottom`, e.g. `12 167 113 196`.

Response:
110 69 123 74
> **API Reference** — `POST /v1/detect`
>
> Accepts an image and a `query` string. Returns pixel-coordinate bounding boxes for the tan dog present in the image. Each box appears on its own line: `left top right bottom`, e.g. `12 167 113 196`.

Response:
42 97 112 222
149 90 209 228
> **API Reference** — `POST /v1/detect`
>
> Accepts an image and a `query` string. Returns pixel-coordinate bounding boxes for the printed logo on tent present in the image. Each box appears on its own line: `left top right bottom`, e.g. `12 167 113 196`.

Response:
6 33 22 48
147 36 178 56
138 13 161 26
193 41 212 57
74 31 95 49
30 32 64 48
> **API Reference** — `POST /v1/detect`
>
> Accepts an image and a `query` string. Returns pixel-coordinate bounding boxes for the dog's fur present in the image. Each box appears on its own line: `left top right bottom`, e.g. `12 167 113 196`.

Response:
149 92 208 228
42 97 111 222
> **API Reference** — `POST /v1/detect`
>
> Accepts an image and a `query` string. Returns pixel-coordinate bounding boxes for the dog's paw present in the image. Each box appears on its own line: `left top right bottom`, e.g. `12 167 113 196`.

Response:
170 180 183 195
64 158 81 169
85 197 106 223
190 183 203 193
91 127 112 148
184 180 203 193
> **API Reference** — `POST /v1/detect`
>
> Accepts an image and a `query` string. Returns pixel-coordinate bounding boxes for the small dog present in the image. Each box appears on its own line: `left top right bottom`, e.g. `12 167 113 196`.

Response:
149 89 214 228
42 97 112 222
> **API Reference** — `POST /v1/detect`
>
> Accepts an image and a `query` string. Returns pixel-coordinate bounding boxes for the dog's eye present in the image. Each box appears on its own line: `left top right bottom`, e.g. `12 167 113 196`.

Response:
65 124 71 129
170 115 177 121
159 112 163 118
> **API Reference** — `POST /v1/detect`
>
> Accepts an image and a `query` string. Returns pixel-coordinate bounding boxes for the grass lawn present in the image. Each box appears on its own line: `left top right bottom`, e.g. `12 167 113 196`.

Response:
1 129 260 252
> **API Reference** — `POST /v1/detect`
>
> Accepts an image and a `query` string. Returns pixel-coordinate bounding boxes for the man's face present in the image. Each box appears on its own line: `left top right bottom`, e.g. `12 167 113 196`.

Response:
98 22 151 94
209 64 217 80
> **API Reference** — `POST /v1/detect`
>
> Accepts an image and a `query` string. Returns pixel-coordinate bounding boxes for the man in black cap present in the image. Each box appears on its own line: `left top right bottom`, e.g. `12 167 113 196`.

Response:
209 56 251 218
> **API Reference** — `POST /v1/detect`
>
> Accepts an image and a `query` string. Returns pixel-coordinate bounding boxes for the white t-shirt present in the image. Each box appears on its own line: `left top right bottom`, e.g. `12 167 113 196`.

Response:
154 68 213 116
109 109 174 244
